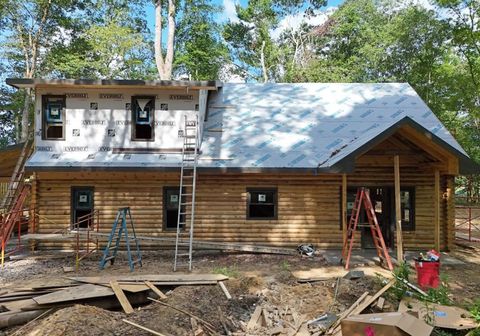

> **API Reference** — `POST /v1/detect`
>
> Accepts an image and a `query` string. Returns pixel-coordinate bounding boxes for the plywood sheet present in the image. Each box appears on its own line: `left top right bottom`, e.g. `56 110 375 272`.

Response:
33 284 113 305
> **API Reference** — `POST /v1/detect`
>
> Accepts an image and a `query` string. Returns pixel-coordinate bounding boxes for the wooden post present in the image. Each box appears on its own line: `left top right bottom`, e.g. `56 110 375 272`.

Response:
394 155 404 261
434 169 440 251
342 174 347 246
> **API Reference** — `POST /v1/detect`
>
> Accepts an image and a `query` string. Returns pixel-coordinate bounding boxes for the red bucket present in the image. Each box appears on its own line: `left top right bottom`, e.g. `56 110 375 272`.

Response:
415 260 440 289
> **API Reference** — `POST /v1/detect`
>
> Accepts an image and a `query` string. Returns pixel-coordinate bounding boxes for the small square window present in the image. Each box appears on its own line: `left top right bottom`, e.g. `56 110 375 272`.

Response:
131 96 155 141
247 188 277 220
42 95 66 140
160 103 168 111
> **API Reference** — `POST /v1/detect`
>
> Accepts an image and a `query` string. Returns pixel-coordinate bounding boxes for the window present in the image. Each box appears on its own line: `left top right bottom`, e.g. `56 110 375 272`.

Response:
132 96 155 141
164 187 185 230
42 95 66 140
247 188 277 219
399 188 415 231
71 187 94 229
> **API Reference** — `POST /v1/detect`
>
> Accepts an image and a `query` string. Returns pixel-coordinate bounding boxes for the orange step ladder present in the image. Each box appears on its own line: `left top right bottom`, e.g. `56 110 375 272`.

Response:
341 187 393 271
1 184 30 267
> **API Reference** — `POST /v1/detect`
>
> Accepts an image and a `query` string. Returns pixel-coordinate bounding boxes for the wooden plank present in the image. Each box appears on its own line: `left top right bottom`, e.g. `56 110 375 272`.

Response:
68 273 228 283
351 279 396 315
394 155 403 261
218 281 232 300
328 292 369 333
33 284 113 305
109 280 134 314
144 281 167 299
376 297 385 310
434 169 440 250
123 319 167 336
247 306 263 331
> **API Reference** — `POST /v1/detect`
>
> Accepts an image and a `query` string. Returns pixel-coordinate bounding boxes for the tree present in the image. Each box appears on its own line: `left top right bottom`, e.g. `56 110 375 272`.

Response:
154 0 176 80
43 0 154 79
174 0 229 80
223 0 327 82
2 0 80 141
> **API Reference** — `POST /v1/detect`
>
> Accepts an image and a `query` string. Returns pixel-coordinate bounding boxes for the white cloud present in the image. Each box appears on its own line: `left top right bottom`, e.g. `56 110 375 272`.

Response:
272 7 337 39
223 0 239 23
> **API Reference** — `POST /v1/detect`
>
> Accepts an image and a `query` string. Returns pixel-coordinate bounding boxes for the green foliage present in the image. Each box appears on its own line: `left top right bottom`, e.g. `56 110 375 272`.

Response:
423 275 453 305
469 299 480 322
280 260 291 272
391 262 411 299
213 265 240 278
174 0 229 80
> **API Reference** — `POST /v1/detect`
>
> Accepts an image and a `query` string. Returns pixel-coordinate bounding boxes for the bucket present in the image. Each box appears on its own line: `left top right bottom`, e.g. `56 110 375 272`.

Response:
415 260 440 289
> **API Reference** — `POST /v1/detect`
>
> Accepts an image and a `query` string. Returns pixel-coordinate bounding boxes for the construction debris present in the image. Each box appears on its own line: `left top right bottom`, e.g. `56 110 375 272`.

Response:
245 304 305 335
341 312 433 336
0 273 229 330
399 298 479 330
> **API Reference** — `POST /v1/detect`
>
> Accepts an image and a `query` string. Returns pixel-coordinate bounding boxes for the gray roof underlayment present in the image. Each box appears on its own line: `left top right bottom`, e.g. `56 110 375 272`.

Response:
24 82 478 174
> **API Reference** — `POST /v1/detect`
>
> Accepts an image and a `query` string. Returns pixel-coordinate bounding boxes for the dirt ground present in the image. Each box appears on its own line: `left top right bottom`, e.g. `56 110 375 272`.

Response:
0 246 479 336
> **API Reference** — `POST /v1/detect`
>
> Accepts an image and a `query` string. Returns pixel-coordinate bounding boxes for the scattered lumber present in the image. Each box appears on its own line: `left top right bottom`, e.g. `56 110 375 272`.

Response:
144 281 168 299
33 284 114 305
68 274 228 284
376 297 385 310
123 319 167 336
218 281 232 300
110 281 134 314
350 279 395 315
247 306 263 331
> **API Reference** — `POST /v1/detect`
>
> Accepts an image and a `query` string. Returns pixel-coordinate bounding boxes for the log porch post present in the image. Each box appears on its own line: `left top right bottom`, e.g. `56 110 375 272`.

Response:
394 155 404 261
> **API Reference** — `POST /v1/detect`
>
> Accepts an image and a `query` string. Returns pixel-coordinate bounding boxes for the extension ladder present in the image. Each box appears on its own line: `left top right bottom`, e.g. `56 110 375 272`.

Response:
99 207 142 272
341 188 393 271
174 115 199 272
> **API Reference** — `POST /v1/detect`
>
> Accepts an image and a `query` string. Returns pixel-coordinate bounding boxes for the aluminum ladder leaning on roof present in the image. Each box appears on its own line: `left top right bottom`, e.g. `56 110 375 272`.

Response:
174 114 199 272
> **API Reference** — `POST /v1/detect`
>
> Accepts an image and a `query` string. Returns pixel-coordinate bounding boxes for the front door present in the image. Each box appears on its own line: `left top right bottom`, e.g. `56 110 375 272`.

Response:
360 187 392 248
164 187 185 230
71 187 94 229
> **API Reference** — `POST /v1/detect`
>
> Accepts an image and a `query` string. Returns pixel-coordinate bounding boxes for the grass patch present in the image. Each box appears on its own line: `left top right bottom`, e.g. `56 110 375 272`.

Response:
213 265 240 278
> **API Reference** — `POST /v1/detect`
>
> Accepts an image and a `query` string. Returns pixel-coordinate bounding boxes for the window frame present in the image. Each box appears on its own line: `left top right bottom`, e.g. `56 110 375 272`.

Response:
70 186 94 230
246 187 278 220
163 186 185 231
397 187 415 231
131 95 156 142
42 95 66 140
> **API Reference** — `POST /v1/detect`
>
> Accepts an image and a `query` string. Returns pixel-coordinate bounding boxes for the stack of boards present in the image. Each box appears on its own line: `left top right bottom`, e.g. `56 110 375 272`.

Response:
0 273 229 329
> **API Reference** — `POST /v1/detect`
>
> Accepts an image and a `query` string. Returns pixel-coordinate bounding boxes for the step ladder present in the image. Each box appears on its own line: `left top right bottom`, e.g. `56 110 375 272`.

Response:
1 184 30 267
99 207 142 272
341 188 393 271
174 115 199 272
1 138 34 212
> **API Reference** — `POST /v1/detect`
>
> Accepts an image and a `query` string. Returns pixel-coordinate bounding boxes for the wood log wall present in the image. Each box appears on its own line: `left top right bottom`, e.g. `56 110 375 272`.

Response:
32 167 452 251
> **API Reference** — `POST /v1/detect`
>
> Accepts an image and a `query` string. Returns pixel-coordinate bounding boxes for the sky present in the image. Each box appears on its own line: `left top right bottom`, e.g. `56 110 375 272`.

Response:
144 0 345 34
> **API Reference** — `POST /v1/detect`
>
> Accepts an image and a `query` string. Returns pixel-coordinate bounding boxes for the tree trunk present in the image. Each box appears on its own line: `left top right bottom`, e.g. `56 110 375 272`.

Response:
154 0 175 80
20 88 31 142
260 40 268 83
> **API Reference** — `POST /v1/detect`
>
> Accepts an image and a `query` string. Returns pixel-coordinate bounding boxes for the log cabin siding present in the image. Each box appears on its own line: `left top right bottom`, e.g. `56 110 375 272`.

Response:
32 168 451 251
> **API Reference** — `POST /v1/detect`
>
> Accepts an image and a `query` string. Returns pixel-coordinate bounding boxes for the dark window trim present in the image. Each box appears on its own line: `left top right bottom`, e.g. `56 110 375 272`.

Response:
163 186 185 231
340 186 416 231
246 187 278 220
397 187 415 231
70 186 94 229
131 95 155 142
42 94 66 140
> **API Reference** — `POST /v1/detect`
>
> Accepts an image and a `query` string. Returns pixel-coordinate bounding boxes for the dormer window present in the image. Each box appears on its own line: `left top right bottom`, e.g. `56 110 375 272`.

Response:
42 95 66 140
132 96 155 141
